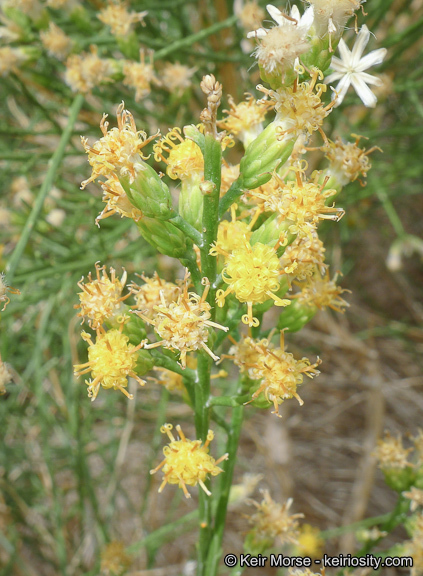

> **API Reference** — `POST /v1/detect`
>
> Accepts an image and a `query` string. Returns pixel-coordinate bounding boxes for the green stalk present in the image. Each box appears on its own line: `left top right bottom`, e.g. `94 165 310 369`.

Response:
5 93 84 283
205 404 244 576
195 133 222 576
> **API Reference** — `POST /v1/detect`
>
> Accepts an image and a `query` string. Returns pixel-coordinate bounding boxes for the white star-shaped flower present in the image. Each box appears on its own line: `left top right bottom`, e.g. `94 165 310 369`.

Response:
325 25 387 108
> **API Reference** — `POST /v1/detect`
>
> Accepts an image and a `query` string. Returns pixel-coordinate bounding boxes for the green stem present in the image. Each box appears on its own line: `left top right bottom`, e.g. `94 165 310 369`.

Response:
154 16 237 61
5 93 84 283
205 404 244 576
218 177 244 218
208 395 248 408
195 130 222 575
169 214 203 246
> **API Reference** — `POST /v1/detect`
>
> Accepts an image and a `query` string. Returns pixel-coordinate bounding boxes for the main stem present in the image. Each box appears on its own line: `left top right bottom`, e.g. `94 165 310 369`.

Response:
196 134 222 576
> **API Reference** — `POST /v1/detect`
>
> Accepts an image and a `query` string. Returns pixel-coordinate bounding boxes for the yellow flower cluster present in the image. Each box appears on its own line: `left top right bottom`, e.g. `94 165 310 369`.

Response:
75 262 129 329
64 46 114 94
154 127 204 181
135 275 228 368
214 241 290 327
150 424 228 498
81 102 157 188
230 332 320 416
74 328 145 401
217 94 272 147
129 272 181 319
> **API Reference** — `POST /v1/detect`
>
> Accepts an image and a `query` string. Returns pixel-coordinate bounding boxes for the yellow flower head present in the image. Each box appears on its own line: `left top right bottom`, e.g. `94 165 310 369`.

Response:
80 102 157 188
98 1 147 38
281 233 326 282
227 335 268 373
0 354 12 395
374 431 413 471
217 94 272 147
100 540 132 576
259 69 334 141
154 127 204 181
40 22 73 60
295 524 324 557
247 491 303 546
251 167 343 239
64 45 113 94
74 328 145 401
75 262 129 329
324 135 380 186
403 487 423 513
136 275 228 368
161 62 197 96
97 174 144 225
0 272 20 311
214 241 290 327
123 50 159 101
129 272 181 319
294 268 349 312
246 332 321 416
150 424 228 498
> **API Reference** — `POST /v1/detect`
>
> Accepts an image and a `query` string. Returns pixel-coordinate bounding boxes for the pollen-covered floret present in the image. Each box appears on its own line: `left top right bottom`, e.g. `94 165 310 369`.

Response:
75 262 130 329
74 328 145 401
214 241 290 327
129 272 181 319
123 50 159 101
40 22 73 60
259 69 334 142
241 332 320 416
247 4 314 78
154 127 204 181
64 45 114 94
324 135 380 186
293 268 349 312
374 431 413 471
150 423 228 498
281 233 326 282
80 102 158 188
247 490 304 546
97 174 144 225
217 94 272 147
161 62 197 96
250 167 343 239
135 275 228 368
98 1 147 37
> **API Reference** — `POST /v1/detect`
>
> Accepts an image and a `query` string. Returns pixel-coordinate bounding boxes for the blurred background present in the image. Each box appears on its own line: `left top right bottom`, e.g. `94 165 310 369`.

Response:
0 0 422 574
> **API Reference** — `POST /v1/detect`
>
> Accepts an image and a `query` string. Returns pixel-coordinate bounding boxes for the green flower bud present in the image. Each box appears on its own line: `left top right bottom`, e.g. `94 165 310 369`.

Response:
382 467 416 493
178 175 203 231
277 299 317 333
240 122 295 190
250 213 296 251
136 217 190 258
124 163 175 221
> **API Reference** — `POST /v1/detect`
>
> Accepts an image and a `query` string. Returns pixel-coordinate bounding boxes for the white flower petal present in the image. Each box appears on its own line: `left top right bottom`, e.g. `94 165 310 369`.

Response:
351 25 371 64
358 72 383 86
290 5 300 23
338 39 352 64
331 75 352 107
329 56 349 73
324 71 344 84
247 28 267 38
350 74 378 107
266 4 285 26
355 47 387 72
300 5 314 31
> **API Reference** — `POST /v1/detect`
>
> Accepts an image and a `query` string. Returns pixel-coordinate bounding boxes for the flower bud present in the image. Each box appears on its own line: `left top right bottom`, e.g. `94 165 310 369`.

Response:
239 122 294 189
250 213 296 251
179 176 203 231
277 299 317 332
124 163 175 220
136 217 191 258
